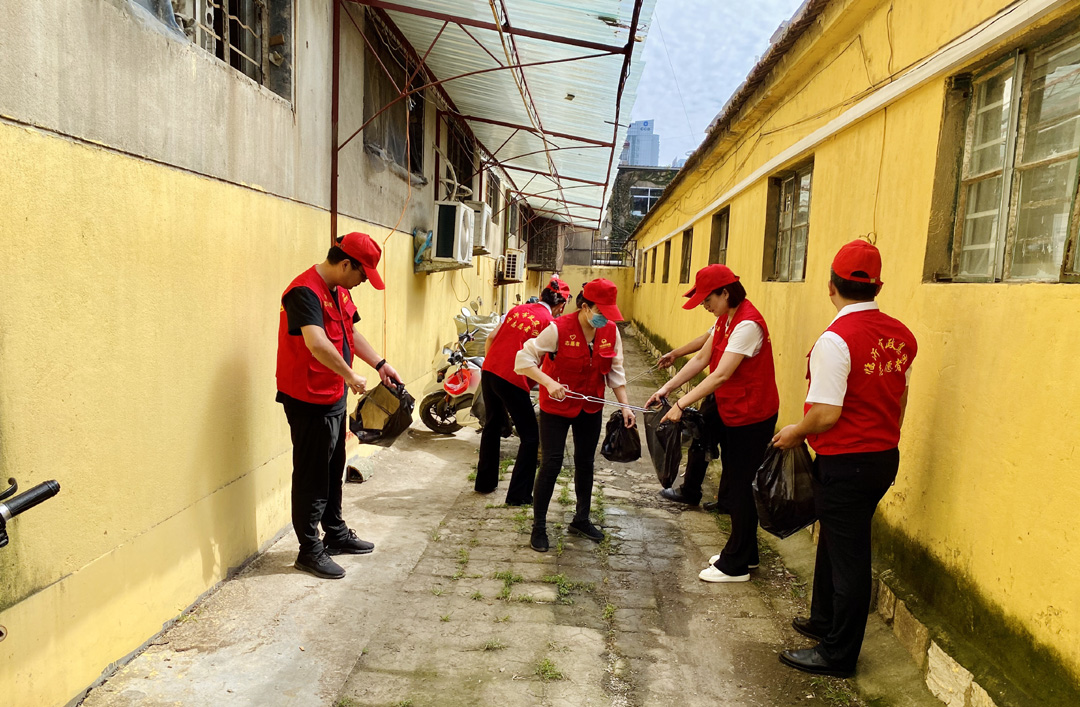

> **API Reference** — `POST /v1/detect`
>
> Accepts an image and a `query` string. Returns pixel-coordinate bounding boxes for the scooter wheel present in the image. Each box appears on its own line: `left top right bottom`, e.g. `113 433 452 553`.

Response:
419 392 462 434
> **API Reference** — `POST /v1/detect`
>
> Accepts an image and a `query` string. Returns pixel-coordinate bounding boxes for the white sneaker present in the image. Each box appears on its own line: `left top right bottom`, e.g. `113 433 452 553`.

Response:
698 566 750 583
707 554 758 569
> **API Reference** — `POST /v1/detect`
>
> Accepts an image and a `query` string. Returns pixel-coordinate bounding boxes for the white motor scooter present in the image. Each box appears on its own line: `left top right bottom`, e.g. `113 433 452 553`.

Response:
419 307 489 434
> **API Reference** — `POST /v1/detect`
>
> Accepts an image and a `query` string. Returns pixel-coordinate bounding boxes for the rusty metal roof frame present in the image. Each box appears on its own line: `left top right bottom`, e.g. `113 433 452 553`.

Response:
329 0 652 245
629 0 832 242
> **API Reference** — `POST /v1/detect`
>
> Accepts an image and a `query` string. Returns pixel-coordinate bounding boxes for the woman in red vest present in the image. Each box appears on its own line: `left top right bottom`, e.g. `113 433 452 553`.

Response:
515 279 636 552
646 265 780 583
475 277 571 505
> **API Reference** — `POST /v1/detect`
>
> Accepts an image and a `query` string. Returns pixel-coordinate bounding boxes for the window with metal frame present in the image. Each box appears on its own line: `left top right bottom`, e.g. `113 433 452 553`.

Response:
503 191 519 249
766 163 812 282
444 119 476 201
663 240 672 284
953 31 1080 282
192 1 269 85
710 208 730 265
487 172 501 224
629 186 665 216
679 229 693 283
362 17 425 177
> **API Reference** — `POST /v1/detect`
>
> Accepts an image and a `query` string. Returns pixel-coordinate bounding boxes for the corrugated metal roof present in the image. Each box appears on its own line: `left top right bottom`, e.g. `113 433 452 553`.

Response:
365 0 656 228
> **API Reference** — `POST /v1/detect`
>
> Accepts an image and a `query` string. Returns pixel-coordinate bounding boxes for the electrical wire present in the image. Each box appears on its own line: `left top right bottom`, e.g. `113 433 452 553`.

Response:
654 11 696 145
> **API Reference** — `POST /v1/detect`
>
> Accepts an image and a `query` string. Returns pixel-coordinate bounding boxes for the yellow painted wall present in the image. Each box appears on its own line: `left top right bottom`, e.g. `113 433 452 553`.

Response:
0 121 531 707
559 264 637 322
631 0 1080 686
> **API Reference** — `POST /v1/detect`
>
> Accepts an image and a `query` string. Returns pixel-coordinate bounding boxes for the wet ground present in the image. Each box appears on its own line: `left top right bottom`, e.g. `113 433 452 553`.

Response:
81 326 936 707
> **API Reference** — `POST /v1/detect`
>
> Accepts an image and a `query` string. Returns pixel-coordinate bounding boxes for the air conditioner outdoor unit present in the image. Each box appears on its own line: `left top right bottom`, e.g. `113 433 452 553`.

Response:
503 248 526 283
433 200 474 266
464 200 494 255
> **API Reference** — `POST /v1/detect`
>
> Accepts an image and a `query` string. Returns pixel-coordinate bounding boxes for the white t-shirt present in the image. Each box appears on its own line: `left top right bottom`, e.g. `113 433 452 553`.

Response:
710 316 764 358
515 322 627 387
806 301 912 406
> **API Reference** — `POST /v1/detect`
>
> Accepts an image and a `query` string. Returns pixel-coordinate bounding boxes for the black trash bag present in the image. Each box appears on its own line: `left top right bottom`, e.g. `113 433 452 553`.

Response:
349 381 415 448
600 410 641 463
644 399 704 488
752 443 816 539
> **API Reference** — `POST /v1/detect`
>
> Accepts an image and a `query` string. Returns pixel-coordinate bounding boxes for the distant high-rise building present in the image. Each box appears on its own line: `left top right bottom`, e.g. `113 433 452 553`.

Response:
620 119 660 167
671 157 687 169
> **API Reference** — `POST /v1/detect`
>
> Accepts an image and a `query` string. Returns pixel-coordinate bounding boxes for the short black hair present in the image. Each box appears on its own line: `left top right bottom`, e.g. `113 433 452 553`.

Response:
711 280 747 308
830 270 878 301
575 292 595 310
327 241 362 270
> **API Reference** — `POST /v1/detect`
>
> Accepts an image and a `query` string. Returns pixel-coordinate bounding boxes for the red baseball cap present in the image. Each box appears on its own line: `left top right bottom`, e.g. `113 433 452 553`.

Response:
339 232 385 290
582 278 623 321
832 239 882 284
547 277 571 299
682 265 739 310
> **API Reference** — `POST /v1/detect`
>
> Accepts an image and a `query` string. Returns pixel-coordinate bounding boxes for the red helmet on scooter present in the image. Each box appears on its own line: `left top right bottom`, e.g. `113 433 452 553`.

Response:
443 368 473 396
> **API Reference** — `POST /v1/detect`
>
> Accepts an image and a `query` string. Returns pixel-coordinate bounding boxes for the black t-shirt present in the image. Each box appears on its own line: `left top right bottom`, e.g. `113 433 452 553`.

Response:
276 286 362 416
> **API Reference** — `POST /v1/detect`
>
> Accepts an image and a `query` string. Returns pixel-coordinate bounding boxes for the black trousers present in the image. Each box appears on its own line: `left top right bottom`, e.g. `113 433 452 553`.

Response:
678 394 724 505
475 372 540 504
713 413 778 576
532 409 603 530
808 448 899 669
283 403 350 556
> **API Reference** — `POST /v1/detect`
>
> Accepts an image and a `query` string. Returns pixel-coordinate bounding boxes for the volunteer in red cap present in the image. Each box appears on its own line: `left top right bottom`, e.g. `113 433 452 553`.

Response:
515 279 636 552
773 239 916 678
275 232 402 580
475 277 571 505
646 264 780 583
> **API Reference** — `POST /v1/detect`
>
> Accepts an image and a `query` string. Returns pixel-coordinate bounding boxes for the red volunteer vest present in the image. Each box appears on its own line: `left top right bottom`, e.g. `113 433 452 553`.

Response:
539 312 617 418
483 302 555 391
276 266 359 405
709 300 780 426
805 309 917 455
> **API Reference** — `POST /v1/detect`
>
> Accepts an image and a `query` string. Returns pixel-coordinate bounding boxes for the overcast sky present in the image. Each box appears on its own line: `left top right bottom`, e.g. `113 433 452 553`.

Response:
631 0 806 166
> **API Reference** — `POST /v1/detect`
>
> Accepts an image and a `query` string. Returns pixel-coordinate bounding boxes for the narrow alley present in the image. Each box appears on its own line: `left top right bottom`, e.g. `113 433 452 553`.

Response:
80 328 935 707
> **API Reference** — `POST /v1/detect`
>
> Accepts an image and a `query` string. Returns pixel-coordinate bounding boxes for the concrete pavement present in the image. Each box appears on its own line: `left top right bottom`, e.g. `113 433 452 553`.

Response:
81 326 938 707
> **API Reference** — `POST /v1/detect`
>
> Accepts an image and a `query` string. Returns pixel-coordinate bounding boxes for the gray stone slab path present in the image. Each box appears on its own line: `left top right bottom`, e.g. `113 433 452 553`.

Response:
81 325 938 707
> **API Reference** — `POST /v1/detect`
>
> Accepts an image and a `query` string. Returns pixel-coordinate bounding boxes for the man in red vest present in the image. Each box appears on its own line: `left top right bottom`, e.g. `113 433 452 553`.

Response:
276 232 402 580
773 239 917 677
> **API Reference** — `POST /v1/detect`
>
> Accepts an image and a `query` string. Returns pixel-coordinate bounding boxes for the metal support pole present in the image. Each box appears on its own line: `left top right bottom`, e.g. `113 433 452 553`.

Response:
330 0 341 247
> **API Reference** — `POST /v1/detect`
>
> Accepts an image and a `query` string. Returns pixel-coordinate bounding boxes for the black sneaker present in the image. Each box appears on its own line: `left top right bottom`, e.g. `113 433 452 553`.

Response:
294 551 345 579
325 529 375 555
530 528 549 553
505 496 533 507
568 520 604 542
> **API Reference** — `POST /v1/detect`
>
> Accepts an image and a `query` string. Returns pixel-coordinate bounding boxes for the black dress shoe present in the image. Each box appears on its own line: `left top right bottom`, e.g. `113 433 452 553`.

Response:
702 500 729 513
660 487 700 506
530 528 549 552
792 617 826 641
779 647 854 678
